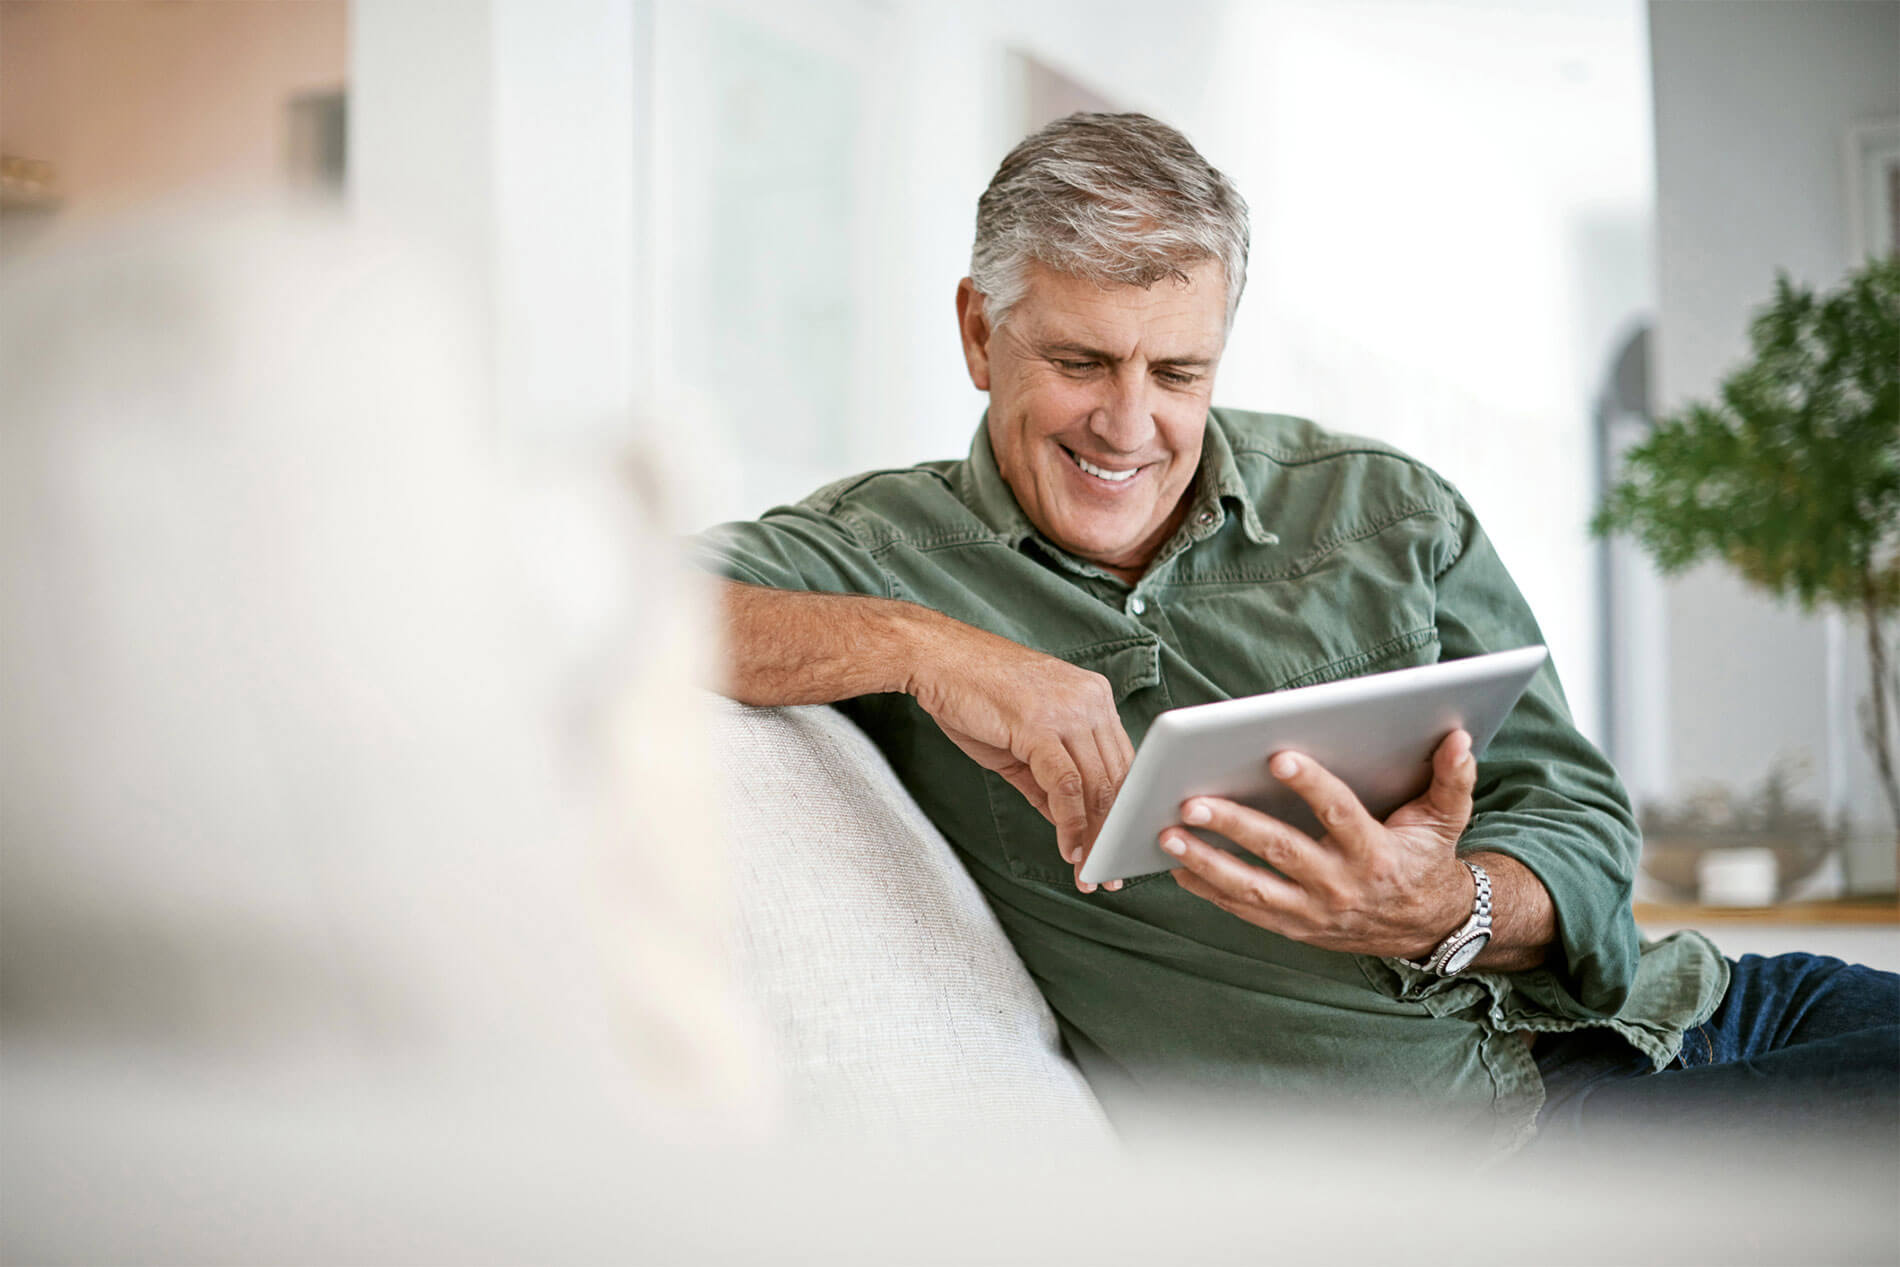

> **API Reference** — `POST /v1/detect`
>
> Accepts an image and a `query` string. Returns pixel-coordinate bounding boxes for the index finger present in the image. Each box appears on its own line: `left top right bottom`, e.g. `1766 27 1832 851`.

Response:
1026 740 1089 870
1072 725 1132 855
1072 727 1131 890
1267 749 1381 855
1063 734 1117 892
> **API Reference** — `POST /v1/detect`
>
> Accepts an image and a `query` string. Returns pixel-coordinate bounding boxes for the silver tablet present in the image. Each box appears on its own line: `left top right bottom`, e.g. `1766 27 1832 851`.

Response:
1077 645 1549 885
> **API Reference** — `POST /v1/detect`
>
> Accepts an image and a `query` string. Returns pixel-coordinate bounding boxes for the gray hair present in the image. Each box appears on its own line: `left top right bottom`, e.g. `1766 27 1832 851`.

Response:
970 112 1250 329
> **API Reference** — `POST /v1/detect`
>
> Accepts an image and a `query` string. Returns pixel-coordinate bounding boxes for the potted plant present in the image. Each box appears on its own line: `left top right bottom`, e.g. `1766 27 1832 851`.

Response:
1594 255 1900 893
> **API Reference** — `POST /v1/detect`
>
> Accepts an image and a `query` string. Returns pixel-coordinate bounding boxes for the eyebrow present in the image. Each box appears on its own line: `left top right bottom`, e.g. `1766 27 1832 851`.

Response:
1038 340 1216 370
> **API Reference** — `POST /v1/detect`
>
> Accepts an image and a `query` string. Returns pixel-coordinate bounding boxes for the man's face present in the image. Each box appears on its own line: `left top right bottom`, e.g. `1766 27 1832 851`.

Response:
957 260 1228 580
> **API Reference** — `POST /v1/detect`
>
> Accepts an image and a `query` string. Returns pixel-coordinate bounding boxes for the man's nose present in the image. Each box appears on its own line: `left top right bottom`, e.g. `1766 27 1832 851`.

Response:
1087 372 1154 453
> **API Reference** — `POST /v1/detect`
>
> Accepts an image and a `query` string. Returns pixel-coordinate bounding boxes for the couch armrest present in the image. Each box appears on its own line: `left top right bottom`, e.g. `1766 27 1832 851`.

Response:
712 695 1111 1143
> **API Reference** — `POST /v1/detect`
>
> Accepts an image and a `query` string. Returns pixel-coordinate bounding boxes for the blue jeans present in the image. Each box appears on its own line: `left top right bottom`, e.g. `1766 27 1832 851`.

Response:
1533 952 1900 1147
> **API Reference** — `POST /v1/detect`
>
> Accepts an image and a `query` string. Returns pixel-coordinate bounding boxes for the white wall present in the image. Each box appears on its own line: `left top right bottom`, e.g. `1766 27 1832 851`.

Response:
355 0 1663 750
353 0 647 452
646 0 1655 751
1648 0 1900 888
1205 0 1657 747
491 0 639 441
350 0 499 410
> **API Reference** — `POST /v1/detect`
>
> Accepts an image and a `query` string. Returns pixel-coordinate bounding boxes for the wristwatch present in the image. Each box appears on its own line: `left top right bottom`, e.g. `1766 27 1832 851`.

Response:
1405 859 1493 976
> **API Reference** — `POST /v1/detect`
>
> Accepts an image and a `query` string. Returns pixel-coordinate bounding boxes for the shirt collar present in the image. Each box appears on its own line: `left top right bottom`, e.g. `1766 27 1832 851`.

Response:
1197 409 1277 546
960 409 1276 557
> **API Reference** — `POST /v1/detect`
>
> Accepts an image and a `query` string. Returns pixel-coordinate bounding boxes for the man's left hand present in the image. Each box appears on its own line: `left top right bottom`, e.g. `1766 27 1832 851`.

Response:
1160 729 1479 959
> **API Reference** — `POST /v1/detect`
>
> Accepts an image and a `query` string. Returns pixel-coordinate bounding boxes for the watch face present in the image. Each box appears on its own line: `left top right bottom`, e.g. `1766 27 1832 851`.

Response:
1442 933 1490 975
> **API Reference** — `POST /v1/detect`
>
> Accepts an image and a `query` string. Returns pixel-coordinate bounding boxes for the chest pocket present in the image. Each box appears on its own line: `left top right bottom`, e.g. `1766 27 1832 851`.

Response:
982 635 1167 886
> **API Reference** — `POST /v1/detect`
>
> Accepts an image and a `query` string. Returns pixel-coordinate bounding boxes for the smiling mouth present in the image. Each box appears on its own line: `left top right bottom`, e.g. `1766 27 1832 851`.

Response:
1062 446 1142 484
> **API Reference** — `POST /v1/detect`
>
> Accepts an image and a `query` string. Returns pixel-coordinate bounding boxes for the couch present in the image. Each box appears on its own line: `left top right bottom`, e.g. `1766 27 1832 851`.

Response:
713 696 1114 1144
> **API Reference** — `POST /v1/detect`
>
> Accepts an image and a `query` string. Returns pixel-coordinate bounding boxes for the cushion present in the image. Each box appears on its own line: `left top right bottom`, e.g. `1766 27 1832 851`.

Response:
713 696 1112 1144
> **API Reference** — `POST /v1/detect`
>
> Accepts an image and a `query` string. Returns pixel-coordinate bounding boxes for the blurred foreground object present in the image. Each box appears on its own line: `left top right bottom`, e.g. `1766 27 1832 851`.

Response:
1595 257 1900 886
0 203 765 1259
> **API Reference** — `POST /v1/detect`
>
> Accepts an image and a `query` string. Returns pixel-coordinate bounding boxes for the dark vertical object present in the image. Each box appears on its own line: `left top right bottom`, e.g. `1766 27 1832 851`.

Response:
286 89 348 193
1594 322 1652 772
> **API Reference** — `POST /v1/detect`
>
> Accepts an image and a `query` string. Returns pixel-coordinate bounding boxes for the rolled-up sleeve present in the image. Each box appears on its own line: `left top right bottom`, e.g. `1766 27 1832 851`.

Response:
689 503 892 599
1432 492 1642 1019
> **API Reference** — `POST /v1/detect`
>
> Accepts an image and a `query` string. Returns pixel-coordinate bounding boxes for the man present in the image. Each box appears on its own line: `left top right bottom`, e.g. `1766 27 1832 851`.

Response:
698 113 1896 1150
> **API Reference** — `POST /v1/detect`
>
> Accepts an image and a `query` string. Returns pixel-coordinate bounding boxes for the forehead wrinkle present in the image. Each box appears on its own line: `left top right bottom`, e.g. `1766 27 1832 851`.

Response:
1025 312 1219 367
1013 264 1226 367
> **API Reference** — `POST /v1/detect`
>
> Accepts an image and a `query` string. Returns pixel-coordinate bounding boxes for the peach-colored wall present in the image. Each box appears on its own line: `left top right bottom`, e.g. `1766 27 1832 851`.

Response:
1 0 347 217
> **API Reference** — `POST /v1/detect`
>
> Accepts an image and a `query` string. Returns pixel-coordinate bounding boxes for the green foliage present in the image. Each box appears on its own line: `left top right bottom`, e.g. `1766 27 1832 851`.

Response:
1593 256 1900 612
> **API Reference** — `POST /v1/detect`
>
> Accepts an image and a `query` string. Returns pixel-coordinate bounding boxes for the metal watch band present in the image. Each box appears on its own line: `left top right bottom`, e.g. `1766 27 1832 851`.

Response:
1404 859 1493 976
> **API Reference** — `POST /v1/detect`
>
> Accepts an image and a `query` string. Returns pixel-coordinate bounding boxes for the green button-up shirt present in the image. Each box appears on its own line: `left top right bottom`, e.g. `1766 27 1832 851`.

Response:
697 408 1726 1150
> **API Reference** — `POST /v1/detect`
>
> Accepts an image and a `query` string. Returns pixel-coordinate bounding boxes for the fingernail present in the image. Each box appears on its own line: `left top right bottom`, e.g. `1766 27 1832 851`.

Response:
1271 754 1299 778
1064 846 1079 863
1106 879 1123 891
1183 801 1211 825
1160 833 1187 856
1079 880 1097 894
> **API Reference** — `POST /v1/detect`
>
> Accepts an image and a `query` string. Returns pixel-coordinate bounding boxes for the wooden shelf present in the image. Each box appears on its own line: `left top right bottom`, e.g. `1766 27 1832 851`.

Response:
1634 899 1900 925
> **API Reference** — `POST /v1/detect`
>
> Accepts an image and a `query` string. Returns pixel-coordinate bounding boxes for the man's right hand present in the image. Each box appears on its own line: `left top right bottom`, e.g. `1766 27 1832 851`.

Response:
718 582 1134 892
904 621 1134 892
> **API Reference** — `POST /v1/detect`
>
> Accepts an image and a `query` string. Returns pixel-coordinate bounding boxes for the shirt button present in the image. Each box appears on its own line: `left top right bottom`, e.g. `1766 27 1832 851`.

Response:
1128 596 1147 616
1196 510 1217 526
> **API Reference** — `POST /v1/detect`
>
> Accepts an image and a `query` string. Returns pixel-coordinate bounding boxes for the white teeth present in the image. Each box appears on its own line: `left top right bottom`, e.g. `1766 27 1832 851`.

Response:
1072 451 1139 482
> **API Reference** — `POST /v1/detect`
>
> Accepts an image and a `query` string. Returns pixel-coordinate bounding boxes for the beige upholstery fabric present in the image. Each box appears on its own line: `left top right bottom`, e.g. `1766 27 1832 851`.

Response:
714 697 1112 1144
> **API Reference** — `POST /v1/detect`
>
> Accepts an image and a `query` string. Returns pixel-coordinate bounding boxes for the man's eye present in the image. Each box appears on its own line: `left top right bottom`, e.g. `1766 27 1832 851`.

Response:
1054 359 1098 373
1157 369 1199 387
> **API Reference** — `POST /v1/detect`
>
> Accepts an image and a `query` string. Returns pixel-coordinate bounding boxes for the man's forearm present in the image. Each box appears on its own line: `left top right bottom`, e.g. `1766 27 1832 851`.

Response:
716 581 942 706
1464 850 1554 972
716 580 1135 881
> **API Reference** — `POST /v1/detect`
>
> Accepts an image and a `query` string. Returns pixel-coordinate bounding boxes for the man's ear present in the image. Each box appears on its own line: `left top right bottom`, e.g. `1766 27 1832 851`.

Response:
955 278 992 392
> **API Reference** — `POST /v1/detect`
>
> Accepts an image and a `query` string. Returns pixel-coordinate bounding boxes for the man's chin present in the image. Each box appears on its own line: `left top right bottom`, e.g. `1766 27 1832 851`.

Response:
1049 523 1144 569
